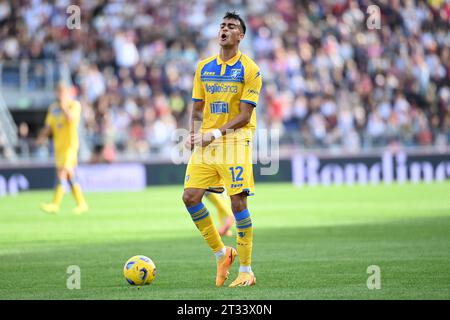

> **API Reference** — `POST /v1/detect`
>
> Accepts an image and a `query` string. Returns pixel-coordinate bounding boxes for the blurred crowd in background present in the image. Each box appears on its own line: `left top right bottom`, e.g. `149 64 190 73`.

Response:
1 0 450 161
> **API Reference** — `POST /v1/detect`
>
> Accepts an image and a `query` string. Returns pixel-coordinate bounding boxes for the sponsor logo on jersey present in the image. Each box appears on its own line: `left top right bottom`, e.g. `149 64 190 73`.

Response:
210 101 229 114
205 83 238 94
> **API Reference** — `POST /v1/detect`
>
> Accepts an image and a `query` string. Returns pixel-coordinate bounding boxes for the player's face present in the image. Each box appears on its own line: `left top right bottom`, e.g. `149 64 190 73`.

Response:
219 18 244 48
56 86 68 102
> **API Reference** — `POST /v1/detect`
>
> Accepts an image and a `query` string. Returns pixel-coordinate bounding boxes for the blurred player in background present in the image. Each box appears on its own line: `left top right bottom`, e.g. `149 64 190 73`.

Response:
182 11 262 287
36 83 88 215
205 192 234 237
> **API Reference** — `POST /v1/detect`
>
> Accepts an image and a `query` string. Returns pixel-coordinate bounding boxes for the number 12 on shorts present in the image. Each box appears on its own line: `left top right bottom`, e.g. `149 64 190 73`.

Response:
229 166 244 182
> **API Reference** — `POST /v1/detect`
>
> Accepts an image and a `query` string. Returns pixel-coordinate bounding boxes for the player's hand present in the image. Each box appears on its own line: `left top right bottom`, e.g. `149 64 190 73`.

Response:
184 133 194 150
35 136 45 147
193 132 214 147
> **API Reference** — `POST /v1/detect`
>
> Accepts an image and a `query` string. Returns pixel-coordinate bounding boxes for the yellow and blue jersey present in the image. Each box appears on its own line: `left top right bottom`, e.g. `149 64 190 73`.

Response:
44 99 81 155
192 50 262 143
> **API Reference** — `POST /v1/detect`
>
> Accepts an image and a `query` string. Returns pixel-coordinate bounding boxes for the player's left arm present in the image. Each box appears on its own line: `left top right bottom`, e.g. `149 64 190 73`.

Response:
194 103 255 147
218 102 255 132
219 65 261 134
60 100 81 124
194 65 262 146
59 102 73 122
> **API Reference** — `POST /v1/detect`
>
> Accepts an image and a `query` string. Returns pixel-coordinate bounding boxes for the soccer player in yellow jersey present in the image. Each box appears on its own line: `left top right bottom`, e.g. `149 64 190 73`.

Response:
182 11 262 287
205 192 234 237
37 83 88 215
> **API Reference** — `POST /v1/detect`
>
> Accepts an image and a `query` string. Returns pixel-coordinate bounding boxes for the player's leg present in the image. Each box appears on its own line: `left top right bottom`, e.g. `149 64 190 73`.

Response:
205 191 234 236
183 165 225 255
228 192 256 287
183 147 237 286
67 167 88 215
40 167 67 214
183 188 237 286
218 142 256 287
56 150 87 214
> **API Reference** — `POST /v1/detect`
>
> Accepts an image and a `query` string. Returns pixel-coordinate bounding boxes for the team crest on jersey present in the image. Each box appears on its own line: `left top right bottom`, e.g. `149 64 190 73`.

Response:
231 68 241 79
51 108 62 116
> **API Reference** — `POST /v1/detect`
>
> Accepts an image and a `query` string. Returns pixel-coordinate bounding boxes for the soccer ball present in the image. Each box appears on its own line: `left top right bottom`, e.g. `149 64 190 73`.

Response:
123 255 157 286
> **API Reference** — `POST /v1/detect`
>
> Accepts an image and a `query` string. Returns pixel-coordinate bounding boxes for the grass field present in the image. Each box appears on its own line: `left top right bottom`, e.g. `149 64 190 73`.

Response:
0 182 449 300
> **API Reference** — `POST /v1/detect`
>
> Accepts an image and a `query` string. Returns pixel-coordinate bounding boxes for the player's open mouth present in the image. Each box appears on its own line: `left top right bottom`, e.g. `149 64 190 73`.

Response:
220 34 228 41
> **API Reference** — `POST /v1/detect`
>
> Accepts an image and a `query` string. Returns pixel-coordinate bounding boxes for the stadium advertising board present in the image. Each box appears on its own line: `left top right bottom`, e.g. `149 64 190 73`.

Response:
0 166 52 196
292 151 450 186
76 163 146 192
0 163 146 196
1 151 449 196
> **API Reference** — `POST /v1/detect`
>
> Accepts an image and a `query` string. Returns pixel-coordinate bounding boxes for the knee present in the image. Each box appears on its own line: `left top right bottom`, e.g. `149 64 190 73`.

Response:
66 170 74 180
182 190 202 207
56 171 66 183
231 199 247 214
59 169 71 179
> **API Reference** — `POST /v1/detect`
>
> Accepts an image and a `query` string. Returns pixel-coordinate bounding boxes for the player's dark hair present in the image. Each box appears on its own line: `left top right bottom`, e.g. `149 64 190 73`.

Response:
223 11 246 34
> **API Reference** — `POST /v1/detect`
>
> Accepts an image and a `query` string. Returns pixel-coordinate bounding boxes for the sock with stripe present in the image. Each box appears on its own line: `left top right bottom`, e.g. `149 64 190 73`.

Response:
186 202 225 254
52 179 65 206
68 177 87 206
234 209 253 269
206 192 233 223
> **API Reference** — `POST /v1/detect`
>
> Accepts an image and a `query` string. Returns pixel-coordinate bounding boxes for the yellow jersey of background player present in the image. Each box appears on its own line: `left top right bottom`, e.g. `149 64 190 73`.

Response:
182 11 262 288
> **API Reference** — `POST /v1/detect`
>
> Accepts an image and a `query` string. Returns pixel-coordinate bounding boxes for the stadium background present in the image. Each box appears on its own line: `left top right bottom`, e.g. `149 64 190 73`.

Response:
0 0 450 300
0 0 449 175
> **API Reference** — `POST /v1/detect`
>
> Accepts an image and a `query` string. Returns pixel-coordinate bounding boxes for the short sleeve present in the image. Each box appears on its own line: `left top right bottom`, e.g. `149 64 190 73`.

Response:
192 63 204 102
240 66 262 107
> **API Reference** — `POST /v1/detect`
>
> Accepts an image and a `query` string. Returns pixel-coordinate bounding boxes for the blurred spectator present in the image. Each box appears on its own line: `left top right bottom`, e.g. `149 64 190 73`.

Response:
17 122 31 157
113 31 140 68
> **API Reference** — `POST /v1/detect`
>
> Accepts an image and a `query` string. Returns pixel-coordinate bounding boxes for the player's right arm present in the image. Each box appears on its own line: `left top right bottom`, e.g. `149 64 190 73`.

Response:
36 106 53 146
185 62 205 150
36 126 51 146
185 100 204 150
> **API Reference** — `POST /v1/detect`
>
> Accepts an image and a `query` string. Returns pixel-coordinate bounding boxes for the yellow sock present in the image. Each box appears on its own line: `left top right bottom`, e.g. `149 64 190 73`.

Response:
71 183 87 206
206 192 233 222
235 209 253 266
187 203 224 252
53 184 65 206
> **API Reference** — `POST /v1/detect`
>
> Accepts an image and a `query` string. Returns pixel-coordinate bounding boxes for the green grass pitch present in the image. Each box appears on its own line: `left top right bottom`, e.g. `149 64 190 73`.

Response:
0 182 449 300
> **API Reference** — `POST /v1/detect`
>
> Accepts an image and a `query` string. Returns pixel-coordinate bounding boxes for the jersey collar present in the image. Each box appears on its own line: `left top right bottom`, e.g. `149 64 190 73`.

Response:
217 50 242 66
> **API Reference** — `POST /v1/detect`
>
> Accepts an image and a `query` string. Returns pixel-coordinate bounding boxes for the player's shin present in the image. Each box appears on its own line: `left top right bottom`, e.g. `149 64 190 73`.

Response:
206 192 233 221
234 209 253 269
206 193 234 234
68 177 87 206
186 202 225 255
53 179 65 206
